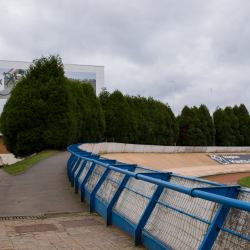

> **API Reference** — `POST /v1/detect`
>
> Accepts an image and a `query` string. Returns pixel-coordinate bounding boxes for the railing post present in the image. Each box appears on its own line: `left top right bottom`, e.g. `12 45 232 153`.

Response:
67 154 74 170
67 155 77 178
134 173 170 246
70 158 82 186
199 186 239 250
106 165 136 225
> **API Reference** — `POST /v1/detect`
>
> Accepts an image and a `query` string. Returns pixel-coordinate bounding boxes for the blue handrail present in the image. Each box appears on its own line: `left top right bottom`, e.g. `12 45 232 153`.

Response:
67 143 250 250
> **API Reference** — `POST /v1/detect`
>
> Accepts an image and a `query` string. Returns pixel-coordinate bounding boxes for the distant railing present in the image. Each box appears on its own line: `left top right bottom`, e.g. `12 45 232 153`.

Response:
67 143 250 250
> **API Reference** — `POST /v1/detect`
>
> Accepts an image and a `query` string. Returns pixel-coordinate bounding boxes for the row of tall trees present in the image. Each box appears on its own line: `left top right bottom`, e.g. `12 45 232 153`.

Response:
1 54 250 157
99 88 179 145
177 105 215 146
214 104 250 146
177 104 250 146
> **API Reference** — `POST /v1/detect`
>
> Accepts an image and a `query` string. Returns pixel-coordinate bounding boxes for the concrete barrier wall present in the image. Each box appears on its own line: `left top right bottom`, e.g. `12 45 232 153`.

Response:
78 143 250 154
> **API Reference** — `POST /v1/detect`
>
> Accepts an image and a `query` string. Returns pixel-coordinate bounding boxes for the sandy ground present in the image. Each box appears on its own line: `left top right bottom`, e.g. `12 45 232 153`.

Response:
101 152 250 184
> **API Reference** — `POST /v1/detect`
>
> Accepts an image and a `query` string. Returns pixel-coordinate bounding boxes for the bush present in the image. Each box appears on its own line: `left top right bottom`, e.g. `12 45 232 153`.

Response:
99 89 133 143
177 105 206 146
233 104 250 146
99 89 178 145
0 54 105 157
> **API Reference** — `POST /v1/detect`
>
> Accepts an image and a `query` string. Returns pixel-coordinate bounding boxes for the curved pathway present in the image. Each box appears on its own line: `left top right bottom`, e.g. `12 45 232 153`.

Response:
0 152 87 217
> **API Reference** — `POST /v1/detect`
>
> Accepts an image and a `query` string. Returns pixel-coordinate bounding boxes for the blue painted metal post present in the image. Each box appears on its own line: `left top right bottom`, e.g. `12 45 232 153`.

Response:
67 155 76 178
67 154 74 170
89 168 111 212
70 158 82 186
199 186 239 250
68 155 78 179
69 152 92 183
106 165 136 226
80 163 96 202
134 173 170 246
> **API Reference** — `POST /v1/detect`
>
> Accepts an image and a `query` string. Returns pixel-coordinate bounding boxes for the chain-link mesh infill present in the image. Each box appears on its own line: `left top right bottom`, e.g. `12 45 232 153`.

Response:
144 176 219 250
74 159 84 176
72 157 79 170
212 190 250 250
113 168 157 226
78 161 92 183
96 170 125 204
85 164 106 192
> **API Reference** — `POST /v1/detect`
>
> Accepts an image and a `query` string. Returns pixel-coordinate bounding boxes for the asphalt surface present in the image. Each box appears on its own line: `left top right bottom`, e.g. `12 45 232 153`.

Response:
0 152 88 217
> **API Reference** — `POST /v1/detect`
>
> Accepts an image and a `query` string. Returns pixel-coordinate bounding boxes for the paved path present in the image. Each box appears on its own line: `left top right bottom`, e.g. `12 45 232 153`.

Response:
0 212 144 250
0 152 146 249
0 152 87 217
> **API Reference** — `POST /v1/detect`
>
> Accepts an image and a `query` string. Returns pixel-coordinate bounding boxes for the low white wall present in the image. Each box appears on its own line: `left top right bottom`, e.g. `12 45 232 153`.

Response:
0 154 22 166
78 143 250 154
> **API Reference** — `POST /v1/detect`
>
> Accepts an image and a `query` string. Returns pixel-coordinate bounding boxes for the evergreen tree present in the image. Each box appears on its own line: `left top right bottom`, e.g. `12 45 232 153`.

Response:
100 90 132 143
196 104 215 146
177 105 206 146
233 104 250 146
214 107 233 146
165 104 179 145
224 106 242 145
80 83 105 142
0 55 73 156
0 55 105 157
123 95 138 143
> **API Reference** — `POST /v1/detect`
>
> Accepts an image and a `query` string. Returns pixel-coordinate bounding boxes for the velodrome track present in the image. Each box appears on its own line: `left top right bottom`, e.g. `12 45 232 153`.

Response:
101 152 250 179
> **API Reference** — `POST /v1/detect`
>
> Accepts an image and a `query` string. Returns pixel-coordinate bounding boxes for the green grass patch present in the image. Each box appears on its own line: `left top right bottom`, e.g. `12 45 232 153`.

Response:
2 150 58 175
237 176 250 188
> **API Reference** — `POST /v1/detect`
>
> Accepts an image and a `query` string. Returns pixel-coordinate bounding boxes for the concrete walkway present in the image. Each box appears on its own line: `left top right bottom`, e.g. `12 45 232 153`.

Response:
0 152 145 249
0 152 87 217
0 212 144 250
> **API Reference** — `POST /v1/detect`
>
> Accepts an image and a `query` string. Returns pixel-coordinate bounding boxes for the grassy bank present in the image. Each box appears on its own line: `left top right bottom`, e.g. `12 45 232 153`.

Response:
238 176 250 188
2 150 58 175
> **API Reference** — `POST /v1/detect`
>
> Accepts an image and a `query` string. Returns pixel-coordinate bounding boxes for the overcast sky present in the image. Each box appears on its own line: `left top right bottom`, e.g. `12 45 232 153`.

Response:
1 0 250 116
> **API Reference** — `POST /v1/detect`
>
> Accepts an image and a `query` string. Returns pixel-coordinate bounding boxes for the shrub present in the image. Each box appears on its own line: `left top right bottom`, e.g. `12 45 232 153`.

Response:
0 55 104 157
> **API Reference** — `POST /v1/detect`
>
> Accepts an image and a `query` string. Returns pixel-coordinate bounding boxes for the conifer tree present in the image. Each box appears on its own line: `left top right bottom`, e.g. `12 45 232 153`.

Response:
224 106 242 146
196 104 215 146
233 104 250 146
177 105 206 146
0 55 105 157
100 90 132 143
214 107 232 146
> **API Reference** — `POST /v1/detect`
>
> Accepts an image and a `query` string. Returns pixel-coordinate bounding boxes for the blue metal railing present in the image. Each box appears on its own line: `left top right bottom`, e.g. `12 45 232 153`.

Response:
67 143 250 250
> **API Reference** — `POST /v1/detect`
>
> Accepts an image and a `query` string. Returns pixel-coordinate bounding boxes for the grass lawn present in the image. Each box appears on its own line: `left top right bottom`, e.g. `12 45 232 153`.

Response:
237 176 250 188
2 150 58 175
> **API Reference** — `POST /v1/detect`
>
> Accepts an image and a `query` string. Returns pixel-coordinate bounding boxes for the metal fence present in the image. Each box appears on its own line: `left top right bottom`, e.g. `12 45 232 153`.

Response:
67 143 250 250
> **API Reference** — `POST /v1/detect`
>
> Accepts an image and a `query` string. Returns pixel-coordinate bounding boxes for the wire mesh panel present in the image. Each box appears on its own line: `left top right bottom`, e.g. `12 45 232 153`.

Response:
96 170 125 205
78 161 92 183
74 159 85 176
113 168 157 226
85 164 106 192
71 156 79 170
212 189 250 250
144 176 219 250
165 176 219 222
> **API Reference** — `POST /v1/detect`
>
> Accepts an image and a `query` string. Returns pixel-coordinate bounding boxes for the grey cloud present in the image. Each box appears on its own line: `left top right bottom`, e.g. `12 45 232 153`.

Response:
0 0 250 116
